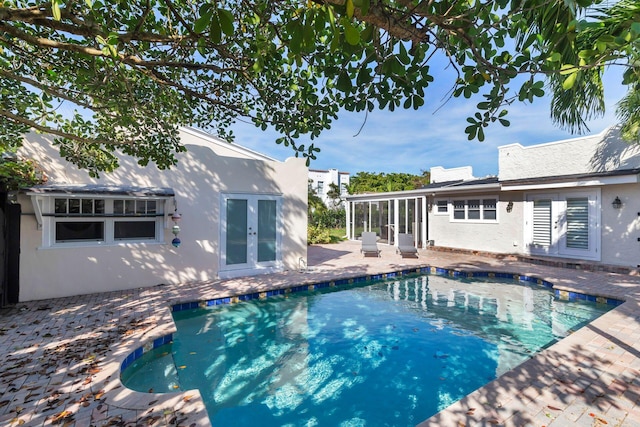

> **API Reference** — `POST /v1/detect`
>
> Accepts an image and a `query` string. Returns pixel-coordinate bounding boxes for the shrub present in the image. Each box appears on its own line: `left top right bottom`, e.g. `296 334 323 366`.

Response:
307 225 332 245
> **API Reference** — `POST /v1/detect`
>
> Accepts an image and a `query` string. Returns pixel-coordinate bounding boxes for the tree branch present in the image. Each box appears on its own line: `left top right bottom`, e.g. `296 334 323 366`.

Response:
0 110 113 146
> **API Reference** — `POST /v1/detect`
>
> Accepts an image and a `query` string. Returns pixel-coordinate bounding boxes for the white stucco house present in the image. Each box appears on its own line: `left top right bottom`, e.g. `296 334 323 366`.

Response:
5 127 308 302
308 168 350 207
346 127 640 269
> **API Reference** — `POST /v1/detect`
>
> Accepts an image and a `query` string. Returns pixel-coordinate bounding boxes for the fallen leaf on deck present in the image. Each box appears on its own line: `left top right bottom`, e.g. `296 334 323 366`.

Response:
50 410 73 424
547 405 561 411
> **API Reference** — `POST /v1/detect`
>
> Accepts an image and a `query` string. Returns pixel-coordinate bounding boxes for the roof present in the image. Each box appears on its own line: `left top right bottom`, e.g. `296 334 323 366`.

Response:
500 168 640 186
25 184 175 197
423 176 500 189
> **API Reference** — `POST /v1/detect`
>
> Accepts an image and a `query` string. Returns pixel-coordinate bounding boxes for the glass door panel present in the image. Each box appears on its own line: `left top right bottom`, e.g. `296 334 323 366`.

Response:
226 199 248 265
257 200 277 262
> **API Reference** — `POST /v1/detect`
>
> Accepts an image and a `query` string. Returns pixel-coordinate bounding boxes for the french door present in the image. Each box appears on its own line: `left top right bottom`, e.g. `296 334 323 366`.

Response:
526 191 600 260
220 194 282 278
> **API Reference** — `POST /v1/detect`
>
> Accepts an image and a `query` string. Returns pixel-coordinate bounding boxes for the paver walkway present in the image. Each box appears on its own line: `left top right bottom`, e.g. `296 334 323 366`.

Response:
1 241 640 426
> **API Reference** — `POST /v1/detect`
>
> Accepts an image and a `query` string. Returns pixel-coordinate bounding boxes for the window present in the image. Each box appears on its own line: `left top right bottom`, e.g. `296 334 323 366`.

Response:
40 196 167 247
54 198 106 243
467 199 481 220
435 200 448 214
453 200 465 220
483 199 497 220
317 181 324 195
450 197 499 222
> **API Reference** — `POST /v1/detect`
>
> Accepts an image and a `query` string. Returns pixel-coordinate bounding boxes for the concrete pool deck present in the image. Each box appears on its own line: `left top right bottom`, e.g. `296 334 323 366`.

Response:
1 241 640 426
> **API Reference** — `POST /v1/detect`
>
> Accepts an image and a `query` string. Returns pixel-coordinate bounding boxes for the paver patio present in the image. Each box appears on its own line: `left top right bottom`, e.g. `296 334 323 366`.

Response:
1 240 640 426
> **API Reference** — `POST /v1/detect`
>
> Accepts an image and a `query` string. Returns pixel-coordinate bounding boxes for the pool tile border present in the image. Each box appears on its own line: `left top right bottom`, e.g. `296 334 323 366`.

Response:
120 266 624 383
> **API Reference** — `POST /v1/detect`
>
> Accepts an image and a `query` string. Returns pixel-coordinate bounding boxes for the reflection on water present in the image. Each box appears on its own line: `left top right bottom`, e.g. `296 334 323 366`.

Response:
124 275 612 427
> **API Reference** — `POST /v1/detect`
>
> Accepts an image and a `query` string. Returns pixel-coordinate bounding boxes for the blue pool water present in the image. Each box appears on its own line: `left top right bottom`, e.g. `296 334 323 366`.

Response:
122 274 614 426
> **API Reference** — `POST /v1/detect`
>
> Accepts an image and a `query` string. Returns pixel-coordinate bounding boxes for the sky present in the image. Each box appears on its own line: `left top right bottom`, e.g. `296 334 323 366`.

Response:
229 66 628 179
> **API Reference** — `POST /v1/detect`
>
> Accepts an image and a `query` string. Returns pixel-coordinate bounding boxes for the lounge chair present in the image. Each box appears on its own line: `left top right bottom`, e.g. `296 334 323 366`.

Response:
396 233 418 258
360 232 381 257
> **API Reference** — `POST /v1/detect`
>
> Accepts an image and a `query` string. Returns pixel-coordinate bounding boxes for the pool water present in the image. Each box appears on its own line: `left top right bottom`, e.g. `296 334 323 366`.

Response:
122 274 613 426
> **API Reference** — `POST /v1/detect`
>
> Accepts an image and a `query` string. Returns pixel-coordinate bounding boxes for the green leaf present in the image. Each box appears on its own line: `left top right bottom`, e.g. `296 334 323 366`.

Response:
562 72 578 90
210 14 221 43
360 0 370 15
346 0 355 18
548 52 561 62
344 21 360 45
218 9 234 36
477 127 485 141
559 64 578 75
412 95 424 109
336 70 352 92
51 0 61 21
465 124 477 140
252 57 264 73
194 12 212 34
356 66 372 85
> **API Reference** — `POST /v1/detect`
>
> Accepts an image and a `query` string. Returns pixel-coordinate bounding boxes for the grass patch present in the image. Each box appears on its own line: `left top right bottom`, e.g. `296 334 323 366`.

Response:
328 228 347 243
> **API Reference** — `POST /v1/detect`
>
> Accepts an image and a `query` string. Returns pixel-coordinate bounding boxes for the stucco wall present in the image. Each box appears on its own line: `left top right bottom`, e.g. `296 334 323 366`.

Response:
428 194 523 254
430 166 475 183
499 127 640 181
17 130 307 301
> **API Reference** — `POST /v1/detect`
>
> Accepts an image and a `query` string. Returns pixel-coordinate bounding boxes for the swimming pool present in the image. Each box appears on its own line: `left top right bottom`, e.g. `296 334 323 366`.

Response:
122 272 615 426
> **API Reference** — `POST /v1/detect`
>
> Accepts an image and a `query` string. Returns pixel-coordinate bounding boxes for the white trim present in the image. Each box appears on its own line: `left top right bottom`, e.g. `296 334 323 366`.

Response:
448 196 500 223
433 199 449 216
498 127 608 152
33 194 168 248
180 126 277 162
219 193 283 277
502 174 639 191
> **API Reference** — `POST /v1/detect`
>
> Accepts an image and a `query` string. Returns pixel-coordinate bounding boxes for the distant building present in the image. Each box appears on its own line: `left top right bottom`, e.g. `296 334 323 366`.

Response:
308 168 350 208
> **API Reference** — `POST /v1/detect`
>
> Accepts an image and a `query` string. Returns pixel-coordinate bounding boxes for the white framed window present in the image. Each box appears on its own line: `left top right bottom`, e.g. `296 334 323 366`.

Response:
317 181 324 195
36 195 168 247
434 199 449 215
450 197 499 222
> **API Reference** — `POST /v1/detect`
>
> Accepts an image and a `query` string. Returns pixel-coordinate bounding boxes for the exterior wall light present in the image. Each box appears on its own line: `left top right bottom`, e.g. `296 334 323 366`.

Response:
612 196 622 209
506 201 514 213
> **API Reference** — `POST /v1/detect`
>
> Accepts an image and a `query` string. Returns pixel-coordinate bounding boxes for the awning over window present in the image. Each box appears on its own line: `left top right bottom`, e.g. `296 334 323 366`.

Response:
25 184 175 230
26 184 175 197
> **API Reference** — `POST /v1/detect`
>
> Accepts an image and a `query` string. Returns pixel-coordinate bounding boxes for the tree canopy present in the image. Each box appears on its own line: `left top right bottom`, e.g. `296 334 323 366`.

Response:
348 171 430 193
1 0 638 183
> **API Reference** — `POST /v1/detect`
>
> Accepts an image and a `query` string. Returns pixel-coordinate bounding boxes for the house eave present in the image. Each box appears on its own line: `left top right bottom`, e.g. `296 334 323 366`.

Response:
345 183 501 201
501 171 640 191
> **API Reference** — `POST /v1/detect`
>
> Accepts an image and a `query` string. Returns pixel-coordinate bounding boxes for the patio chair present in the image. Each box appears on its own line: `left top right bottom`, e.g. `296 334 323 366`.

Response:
396 233 418 258
360 232 381 257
